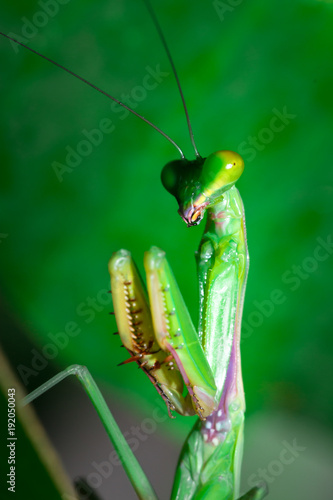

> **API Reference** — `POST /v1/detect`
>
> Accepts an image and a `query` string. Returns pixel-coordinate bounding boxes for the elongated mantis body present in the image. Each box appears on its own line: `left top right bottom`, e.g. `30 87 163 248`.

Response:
109 152 267 498
109 152 246 422
1 1 268 499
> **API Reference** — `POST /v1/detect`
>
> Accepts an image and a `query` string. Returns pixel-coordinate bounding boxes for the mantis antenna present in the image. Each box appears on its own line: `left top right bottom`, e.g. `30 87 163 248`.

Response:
0 31 185 159
143 0 200 158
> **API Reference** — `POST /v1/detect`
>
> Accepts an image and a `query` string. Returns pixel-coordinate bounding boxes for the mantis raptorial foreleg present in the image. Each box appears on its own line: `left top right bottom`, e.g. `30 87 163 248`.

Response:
109 249 195 418
109 247 217 419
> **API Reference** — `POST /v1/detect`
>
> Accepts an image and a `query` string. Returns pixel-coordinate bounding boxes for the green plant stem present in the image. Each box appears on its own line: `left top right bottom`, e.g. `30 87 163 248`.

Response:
22 364 159 500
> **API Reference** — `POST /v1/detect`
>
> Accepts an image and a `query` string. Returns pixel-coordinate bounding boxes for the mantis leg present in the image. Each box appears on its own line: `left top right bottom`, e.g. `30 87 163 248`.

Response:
237 483 268 500
109 249 195 418
22 364 158 500
109 247 218 419
144 247 218 419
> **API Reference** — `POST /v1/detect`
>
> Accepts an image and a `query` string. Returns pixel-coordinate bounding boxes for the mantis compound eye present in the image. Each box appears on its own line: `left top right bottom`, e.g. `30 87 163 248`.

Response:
161 160 181 196
199 150 244 198
161 158 193 197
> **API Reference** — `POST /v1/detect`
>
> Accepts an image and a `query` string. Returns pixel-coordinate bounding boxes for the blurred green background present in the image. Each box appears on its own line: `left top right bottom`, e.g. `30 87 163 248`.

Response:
0 0 332 499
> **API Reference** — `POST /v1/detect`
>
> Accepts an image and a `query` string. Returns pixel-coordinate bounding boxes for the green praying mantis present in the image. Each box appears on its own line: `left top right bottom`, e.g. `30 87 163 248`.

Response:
1 2 269 499
110 151 246 422
109 150 267 500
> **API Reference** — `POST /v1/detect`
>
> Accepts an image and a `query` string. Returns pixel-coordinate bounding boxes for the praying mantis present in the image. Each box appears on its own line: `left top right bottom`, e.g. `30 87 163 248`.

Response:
0 1 269 499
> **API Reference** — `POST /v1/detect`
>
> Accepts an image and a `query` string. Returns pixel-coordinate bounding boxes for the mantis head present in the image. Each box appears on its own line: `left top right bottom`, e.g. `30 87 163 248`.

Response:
161 150 244 226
